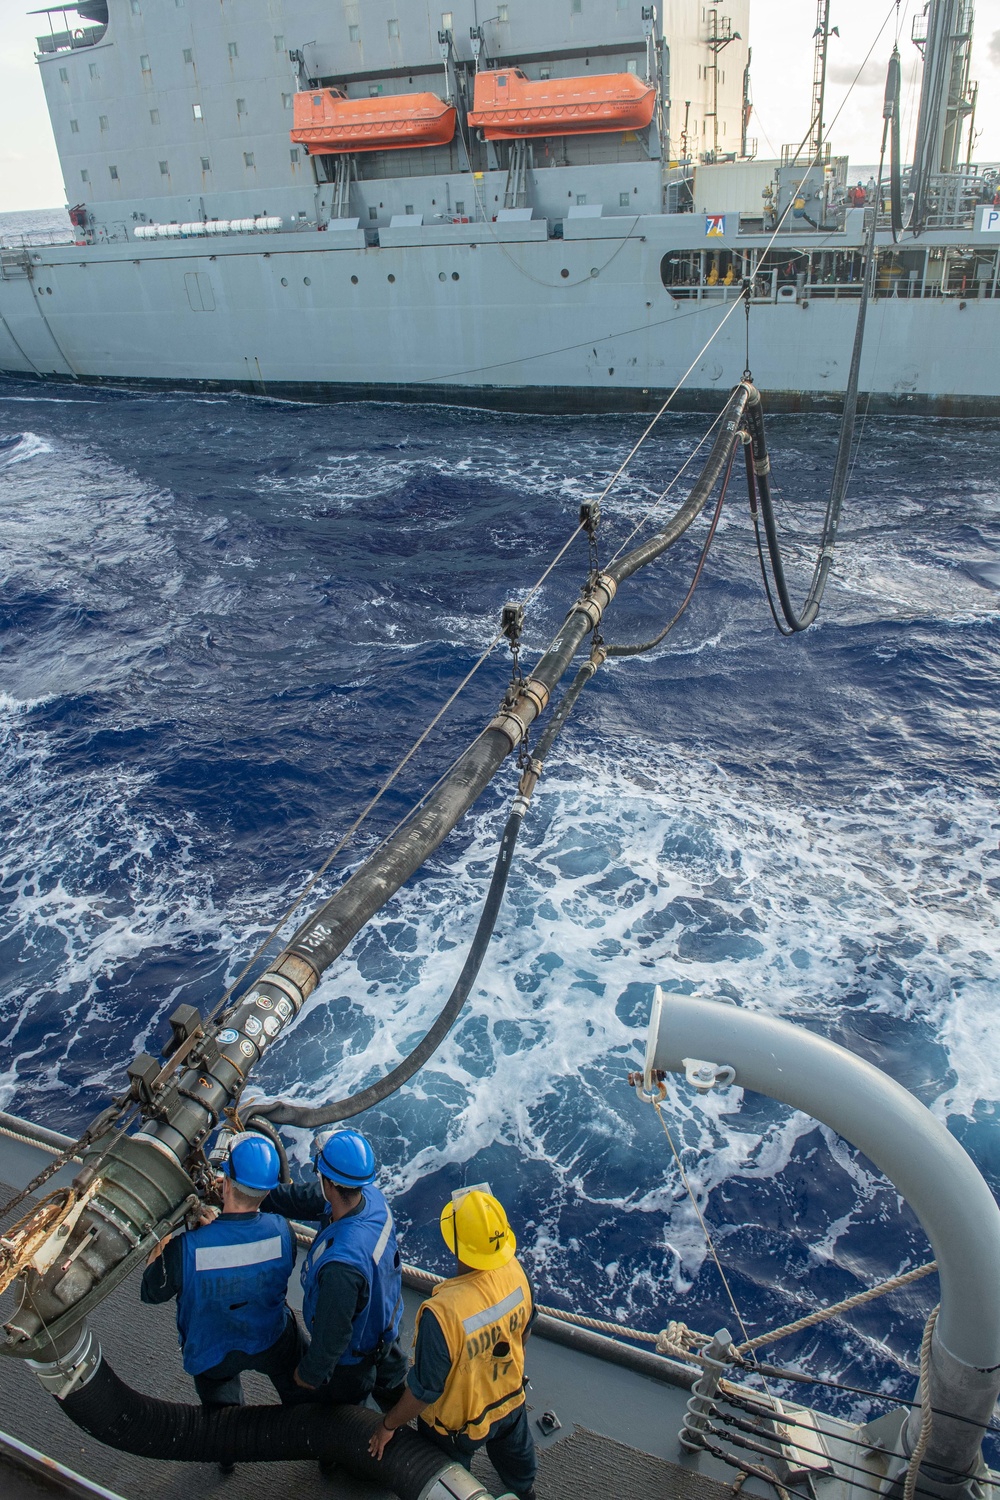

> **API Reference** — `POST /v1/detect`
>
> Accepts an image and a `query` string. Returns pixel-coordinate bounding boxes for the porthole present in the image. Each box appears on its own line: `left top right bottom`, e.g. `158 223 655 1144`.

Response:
280 276 288 286
46 286 53 294
387 273 395 283
303 276 311 285
351 275 358 284
590 268 599 278
560 268 569 278
438 271 446 282
451 271 459 281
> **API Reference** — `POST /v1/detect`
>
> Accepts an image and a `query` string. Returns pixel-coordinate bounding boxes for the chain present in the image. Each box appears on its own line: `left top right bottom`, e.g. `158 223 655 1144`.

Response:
742 278 753 383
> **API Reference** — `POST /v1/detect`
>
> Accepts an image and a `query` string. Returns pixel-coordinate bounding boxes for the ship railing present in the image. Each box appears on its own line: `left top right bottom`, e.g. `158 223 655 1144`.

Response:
0 231 74 250
36 24 106 54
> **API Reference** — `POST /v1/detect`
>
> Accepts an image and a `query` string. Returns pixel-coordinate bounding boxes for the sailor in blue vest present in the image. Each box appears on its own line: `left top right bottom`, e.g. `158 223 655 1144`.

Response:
140 1132 300 1412
263 1127 407 1408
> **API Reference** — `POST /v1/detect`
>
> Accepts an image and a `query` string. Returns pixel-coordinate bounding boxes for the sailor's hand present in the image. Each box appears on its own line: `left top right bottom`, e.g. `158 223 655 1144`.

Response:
190 1202 219 1227
368 1418 396 1460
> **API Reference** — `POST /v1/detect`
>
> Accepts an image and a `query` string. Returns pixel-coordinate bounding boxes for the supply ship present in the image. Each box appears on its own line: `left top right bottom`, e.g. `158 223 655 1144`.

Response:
0 0 998 413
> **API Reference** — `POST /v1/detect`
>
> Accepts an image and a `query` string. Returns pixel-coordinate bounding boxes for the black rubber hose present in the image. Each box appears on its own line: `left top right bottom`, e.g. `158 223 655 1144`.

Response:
59 1350 467 1497
743 196 878 631
887 48 903 240
253 653 607 1129
277 382 751 982
251 804 525 1129
605 445 734 657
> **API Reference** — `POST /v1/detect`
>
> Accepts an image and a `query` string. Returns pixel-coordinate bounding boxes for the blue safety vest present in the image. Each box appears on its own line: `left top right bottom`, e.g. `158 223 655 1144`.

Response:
300 1186 402 1367
177 1213 295 1376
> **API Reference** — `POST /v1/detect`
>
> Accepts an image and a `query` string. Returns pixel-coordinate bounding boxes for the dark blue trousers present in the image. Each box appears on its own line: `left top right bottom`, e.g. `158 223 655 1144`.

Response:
193 1309 302 1407
418 1402 537 1499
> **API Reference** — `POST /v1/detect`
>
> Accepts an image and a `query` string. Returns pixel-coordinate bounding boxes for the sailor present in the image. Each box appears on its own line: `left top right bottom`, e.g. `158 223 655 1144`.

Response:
140 1132 299 1409
369 1188 538 1500
264 1126 407 1407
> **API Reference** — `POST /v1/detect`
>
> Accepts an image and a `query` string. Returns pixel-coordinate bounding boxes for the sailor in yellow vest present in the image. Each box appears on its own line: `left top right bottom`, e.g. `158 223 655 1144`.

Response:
369 1188 537 1500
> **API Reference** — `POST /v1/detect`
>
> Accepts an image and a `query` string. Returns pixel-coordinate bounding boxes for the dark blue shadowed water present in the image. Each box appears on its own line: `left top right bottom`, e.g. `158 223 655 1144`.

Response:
1 376 998 1443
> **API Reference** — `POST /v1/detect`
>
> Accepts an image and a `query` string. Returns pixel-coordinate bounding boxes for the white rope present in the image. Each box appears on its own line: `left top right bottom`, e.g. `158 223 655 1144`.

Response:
903 1305 938 1500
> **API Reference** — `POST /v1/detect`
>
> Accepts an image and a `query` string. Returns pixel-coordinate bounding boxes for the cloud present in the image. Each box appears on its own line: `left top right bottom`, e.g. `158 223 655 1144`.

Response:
989 30 1000 68
827 58 886 88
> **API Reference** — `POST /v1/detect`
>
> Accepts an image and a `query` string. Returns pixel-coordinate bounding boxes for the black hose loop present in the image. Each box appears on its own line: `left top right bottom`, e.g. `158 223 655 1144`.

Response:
59 1349 466 1497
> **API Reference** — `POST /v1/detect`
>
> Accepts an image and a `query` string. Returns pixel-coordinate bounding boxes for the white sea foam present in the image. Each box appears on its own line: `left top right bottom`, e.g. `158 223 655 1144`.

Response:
0 431 54 465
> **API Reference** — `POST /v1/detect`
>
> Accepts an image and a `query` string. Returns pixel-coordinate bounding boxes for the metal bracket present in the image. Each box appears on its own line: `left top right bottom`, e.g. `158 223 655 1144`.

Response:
682 1057 736 1094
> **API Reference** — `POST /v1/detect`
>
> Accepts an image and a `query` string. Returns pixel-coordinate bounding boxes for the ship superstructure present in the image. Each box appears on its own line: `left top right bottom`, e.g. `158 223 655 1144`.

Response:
0 0 997 413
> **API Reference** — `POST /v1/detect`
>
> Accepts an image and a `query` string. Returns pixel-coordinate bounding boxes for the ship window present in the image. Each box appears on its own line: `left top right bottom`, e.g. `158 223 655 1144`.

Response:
244 152 255 167
369 84 383 96
70 118 79 133
497 75 507 86
388 18 399 38
313 95 322 105
620 191 630 206
89 62 98 79
349 24 360 41
369 207 378 219
183 49 192 64
59 67 68 82
109 165 119 180
237 98 247 115
577 193 587 204
99 114 109 131
290 148 299 163
540 66 550 78
274 35 284 51
616 0 627 8
140 53 150 71
81 169 89 182
131 0 140 13
159 160 169 174
627 58 637 73
497 4 508 19
455 200 465 213
228 42 239 59
150 108 159 124
571 0 582 10
442 11 454 29
282 93 292 108
405 204 414 214
192 103 203 120
201 156 211 170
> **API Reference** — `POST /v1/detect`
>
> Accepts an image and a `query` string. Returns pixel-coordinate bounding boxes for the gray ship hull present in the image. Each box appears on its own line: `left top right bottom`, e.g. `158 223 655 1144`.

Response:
2 217 998 415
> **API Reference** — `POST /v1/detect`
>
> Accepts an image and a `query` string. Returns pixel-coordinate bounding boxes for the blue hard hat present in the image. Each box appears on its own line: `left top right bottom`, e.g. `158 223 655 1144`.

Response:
223 1132 281 1192
312 1128 376 1188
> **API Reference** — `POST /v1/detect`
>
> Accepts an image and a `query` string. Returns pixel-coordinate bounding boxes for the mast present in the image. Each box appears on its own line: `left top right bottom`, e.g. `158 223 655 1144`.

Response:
810 0 836 163
909 0 976 227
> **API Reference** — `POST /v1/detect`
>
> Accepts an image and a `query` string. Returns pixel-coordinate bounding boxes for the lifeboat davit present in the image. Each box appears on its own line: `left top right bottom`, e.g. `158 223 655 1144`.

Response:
291 89 456 154
468 69 655 140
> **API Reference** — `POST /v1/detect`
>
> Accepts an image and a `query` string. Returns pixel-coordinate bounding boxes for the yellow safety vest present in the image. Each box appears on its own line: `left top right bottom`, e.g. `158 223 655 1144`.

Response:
416 1258 532 1441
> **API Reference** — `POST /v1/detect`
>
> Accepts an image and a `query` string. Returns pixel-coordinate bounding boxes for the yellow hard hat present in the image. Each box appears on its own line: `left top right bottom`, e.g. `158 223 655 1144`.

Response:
440 1189 516 1270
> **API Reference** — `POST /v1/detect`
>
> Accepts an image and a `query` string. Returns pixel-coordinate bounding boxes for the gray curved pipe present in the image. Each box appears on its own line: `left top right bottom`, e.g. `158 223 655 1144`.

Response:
645 991 1000 1481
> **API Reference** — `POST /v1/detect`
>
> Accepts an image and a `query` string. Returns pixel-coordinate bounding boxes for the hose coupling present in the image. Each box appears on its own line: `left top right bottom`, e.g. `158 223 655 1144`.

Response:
744 383 761 406
521 677 550 718
516 756 543 804
488 710 526 753
577 571 618 629
737 428 753 447
753 455 771 475
27 1326 101 1399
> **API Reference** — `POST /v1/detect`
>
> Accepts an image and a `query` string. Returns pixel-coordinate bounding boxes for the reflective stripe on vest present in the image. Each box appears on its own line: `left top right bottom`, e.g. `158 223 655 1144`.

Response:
177 1214 294 1377
300 1184 403 1368
416 1258 531 1442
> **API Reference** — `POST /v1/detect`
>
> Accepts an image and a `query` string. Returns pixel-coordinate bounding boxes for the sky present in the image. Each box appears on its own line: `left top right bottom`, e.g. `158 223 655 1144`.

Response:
0 0 998 211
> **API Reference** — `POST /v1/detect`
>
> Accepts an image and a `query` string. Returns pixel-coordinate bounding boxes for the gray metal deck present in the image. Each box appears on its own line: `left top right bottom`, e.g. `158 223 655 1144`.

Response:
0 1125 755 1500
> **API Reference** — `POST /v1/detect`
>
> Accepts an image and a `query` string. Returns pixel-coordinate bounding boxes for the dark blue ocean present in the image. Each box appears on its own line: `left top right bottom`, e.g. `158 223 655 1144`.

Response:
1 359 999 1436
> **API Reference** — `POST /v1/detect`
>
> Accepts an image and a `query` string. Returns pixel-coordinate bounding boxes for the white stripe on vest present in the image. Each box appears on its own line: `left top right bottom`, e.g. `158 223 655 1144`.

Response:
194 1235 284 1272
371 1210 394 1267
461 1285 524 1336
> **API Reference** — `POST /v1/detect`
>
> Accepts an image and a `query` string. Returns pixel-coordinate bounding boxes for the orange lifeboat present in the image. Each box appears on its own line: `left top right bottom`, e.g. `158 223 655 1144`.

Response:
468 69 655 140
291 89 456 154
